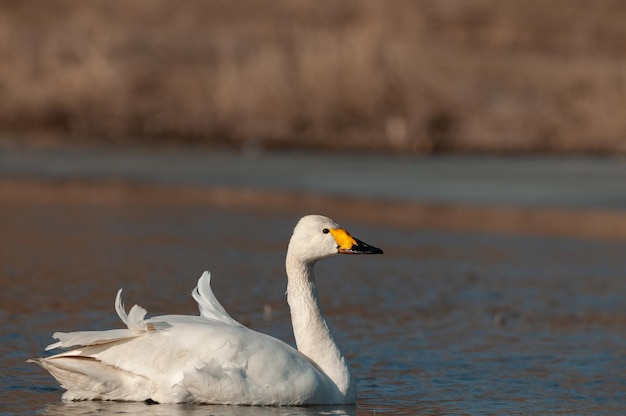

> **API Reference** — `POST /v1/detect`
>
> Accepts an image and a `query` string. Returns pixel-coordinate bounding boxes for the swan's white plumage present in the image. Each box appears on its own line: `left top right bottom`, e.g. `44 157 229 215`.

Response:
34 273 339 405
115 289 148 331
192 271 242 327
30 215 382 405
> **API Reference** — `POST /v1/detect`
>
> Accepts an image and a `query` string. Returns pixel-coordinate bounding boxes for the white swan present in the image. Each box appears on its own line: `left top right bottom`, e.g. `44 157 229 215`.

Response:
30 215 383 405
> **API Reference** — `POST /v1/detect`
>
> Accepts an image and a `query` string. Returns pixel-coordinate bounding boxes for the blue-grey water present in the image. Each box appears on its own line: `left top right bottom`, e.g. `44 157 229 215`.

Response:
2 200 626 415
2 144 626 210
2 145 626 414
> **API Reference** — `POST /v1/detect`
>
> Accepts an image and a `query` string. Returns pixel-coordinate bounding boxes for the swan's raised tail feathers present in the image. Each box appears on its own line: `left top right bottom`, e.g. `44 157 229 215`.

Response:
45 288 163 351
115 289 149 331
192 271 242 327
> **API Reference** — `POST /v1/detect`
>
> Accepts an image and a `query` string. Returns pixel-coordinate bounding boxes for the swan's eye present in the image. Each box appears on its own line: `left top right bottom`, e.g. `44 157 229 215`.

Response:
322 228 330 234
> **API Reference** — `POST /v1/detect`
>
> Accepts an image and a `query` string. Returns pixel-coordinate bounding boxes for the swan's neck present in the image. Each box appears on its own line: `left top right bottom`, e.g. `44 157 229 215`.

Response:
285 256 354 399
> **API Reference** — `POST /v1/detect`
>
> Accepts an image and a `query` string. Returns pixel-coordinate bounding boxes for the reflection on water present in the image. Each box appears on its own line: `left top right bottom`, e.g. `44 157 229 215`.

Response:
2 203 626 415
40 401 355 416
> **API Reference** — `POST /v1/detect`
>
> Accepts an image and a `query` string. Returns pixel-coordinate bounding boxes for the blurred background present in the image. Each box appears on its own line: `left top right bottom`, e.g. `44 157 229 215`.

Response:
1 0 625 154
1 0 626 236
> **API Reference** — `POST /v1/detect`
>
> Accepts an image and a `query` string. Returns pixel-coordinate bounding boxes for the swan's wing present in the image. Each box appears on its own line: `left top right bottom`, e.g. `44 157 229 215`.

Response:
192 271 242 327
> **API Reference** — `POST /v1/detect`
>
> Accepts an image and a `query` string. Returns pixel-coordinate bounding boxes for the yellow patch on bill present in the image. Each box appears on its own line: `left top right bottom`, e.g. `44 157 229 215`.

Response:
329 228 356 250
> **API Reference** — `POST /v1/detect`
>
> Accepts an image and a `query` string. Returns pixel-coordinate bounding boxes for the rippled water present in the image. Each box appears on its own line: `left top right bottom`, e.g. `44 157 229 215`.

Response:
2 202 626 415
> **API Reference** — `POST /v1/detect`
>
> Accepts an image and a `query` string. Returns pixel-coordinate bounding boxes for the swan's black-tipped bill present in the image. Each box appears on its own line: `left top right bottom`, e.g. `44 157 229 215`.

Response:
338 238 383 255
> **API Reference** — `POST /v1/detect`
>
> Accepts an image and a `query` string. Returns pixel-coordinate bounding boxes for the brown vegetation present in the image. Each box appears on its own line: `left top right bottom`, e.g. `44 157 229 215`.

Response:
1 0 625 153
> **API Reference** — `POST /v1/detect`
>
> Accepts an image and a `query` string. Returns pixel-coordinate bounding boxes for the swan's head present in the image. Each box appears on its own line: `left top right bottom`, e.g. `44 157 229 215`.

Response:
287 215 383 264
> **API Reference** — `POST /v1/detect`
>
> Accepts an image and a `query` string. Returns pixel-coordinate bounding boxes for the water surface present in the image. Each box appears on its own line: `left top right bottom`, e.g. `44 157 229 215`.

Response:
1 202 626 415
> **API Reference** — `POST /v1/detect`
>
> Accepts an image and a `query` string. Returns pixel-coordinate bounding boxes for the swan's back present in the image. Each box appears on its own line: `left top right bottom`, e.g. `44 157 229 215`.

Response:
30 272 344 405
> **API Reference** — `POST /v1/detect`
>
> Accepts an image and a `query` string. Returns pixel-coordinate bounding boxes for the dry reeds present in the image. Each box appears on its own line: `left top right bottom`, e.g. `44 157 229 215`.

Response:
1 0 625 153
